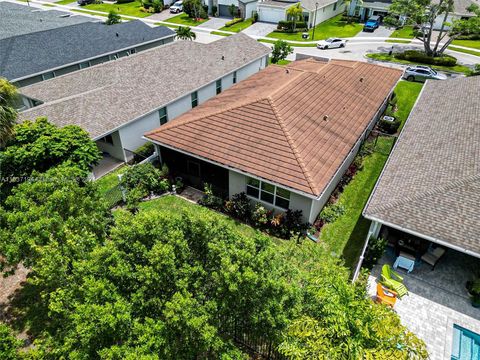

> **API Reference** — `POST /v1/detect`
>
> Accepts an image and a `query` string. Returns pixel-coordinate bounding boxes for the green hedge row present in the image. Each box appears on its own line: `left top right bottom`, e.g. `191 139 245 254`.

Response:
225 17 243 27
395 50 457 66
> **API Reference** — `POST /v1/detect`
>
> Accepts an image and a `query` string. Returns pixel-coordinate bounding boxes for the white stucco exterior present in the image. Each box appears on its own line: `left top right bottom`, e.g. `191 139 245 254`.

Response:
308 1 344 27
95 56 268 164
257 5 288 23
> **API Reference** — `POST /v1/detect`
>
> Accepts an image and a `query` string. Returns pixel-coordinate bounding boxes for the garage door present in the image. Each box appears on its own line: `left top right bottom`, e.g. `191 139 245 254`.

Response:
257 6 286 23
219 4 233 17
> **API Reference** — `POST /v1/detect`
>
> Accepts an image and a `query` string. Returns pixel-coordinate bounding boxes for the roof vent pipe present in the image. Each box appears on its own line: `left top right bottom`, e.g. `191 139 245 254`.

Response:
360 77 364 82
323 115 329 121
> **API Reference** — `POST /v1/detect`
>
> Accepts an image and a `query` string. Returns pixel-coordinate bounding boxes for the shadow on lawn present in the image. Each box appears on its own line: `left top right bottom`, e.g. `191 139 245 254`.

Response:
342 216 371 272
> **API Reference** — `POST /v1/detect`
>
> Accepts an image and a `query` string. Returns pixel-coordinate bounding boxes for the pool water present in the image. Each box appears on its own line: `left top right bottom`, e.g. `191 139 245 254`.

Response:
452 324 480 360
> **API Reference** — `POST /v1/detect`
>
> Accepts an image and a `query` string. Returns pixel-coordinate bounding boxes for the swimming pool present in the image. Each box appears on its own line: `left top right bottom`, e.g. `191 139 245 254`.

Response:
451 324 480 360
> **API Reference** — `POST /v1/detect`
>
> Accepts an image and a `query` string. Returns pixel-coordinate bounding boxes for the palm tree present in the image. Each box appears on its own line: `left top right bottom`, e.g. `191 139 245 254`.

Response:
0 78 18 148
175 26 197 41
286 3 303 32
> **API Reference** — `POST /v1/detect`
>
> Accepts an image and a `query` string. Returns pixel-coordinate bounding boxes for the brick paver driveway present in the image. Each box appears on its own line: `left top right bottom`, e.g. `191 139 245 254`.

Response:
242 22 277 37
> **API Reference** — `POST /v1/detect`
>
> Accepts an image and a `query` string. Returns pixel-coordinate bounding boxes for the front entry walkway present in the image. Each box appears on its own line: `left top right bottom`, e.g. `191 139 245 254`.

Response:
369 249 480 359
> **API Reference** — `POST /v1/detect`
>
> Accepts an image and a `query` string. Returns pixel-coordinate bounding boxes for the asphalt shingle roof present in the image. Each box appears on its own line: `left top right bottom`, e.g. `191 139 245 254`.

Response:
18 33 270 139
364 76 480 256
146 59 402 196
0 20 175 81
0 2 92 40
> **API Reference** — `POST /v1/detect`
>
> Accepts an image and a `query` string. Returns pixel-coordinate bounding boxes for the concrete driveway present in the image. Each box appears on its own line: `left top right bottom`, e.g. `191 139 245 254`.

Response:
148 9 178 22
355 25 394 38
197 17 230 29
242 22 276 37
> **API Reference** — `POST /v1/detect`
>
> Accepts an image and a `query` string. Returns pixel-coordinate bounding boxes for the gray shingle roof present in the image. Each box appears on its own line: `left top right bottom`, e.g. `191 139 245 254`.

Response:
19 33 271 139
0 2 93 40
0 21 175 81
364 76 480 256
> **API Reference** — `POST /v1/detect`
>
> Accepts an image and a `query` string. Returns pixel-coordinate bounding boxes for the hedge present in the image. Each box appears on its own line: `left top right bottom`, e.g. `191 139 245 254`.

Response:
277 20 308 32
225 17 243 27
395 50 457 66
116 0 134 4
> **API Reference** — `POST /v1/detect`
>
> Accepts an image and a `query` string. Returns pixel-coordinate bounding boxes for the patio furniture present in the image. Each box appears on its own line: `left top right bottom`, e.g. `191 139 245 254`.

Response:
393 251 416 273
381 264 408 298
376 283 397 307
421 245 446 270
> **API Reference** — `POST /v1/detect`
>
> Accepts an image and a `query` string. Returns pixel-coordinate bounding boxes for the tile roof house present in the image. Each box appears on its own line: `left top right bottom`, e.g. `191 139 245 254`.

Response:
0 2 92 40
363 76 480 257
145 59 402 223
1 21 175 87
256 0 345 27
18 34 270 178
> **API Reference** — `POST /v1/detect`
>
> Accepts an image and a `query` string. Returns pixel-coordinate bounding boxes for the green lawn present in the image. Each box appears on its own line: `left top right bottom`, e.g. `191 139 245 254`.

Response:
392 81 423 130
451 39 480 50
448 45 480 57
95 165 127 196
267 15 363 42
385 39 411 44
268 58 291 65
319 137 394 268
389 26 415 39
366 53 472 74
83 1 151 18
55 0 75 4
219 18 254 33
138 195 272 240
166 13 209 26
318 80 423 268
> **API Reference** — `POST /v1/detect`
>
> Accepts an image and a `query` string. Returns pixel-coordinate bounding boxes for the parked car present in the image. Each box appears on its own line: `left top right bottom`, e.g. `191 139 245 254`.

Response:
363 16 381 32
317 38 346 50
403 65 448 82
77 0 94 5
169 1 183 13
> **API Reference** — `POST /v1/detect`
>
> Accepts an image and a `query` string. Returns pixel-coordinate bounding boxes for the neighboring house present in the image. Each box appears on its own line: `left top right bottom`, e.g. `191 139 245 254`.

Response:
257 0 345 26
348 0 478 28
214 0 259 18
144 59 401 223
18 34 270 177
0 2 92 40
1 21 175 88
361 76 480 359
363 76 480 258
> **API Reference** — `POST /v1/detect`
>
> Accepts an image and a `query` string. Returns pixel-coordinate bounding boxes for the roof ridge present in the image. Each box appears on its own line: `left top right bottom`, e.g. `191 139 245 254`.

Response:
266 97 318 195
368 172 480 215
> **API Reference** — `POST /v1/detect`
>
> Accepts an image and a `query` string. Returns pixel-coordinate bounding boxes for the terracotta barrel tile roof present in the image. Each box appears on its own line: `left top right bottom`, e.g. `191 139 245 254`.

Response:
146 59 402 196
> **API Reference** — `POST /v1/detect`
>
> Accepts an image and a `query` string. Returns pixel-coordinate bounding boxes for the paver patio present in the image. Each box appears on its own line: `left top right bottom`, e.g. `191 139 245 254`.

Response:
368 248 480 359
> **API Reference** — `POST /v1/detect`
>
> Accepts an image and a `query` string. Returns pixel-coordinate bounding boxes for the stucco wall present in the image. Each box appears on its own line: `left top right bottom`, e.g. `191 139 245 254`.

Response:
309 1 344 27
96 130 125 161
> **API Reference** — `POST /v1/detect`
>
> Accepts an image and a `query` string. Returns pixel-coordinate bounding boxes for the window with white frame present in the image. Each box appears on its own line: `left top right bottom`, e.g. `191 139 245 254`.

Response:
246 177 290 209
159 107 168 125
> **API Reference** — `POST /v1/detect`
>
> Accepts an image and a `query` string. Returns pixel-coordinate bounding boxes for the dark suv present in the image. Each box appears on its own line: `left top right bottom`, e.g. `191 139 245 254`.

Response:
77 0 94 5
363 16 381 32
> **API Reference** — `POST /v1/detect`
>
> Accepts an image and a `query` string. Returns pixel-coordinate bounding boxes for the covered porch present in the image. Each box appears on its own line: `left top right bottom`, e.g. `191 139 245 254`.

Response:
367 224 480 359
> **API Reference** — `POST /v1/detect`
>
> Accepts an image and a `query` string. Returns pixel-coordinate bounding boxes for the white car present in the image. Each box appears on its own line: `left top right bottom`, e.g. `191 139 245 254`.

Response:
316 38 346 50
403 65 448 82
170 1 183 13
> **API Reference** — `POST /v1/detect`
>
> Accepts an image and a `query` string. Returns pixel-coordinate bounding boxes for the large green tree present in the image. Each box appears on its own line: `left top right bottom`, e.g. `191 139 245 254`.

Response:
388 0 480 56
0 117 100 194
0 78 19 148
0 323 22 360
29 209 296 358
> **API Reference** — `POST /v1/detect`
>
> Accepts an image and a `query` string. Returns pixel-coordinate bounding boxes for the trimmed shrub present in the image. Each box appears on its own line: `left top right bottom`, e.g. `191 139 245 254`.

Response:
318 203 345 223
395 50 457 67
121 163 169 194
277 20 307 32
224 192 251 221
378 118 400 134
456 33 480 40
198 183 223 210
134 142 155 162
116 0 134 3
225 17 243 27
251 203 271 228
363 236 388 269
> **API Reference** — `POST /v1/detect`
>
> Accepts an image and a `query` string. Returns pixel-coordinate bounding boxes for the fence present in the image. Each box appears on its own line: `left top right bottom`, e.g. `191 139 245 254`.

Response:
103 184 124 209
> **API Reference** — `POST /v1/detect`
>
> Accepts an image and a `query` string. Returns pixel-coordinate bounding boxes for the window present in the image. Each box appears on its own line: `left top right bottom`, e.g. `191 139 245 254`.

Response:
216 79 222 94
333 1 337 11
159 107 168 125
42 72 55 81
99 134 114 145
129 48 136 54
191 91 198 108
246 177 290 209
79 61 90 69
233 71 237 84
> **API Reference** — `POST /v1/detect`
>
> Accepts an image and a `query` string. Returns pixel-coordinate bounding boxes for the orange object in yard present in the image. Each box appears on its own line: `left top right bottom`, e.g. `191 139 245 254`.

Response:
376 283 397 307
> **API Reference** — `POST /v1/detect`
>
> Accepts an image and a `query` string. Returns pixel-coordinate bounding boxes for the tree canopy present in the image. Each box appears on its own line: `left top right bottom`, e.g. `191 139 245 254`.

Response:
0 78 19 148
0 117 100 194
388 0 480 56
271 40 293 64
